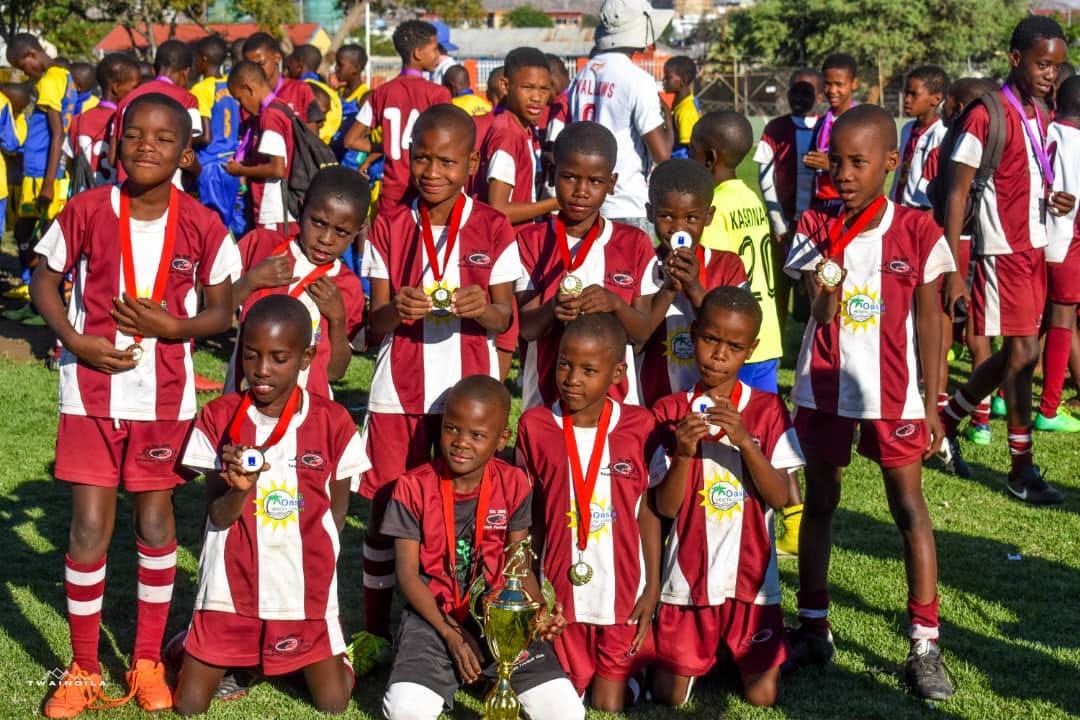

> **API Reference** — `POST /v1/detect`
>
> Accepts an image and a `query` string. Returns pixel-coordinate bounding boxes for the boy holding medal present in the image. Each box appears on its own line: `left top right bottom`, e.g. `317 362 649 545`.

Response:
783 105 957 700
516 314 661 712
174 295 368 716
360 104 521 636
516 121 660 410
639 159 748 408
227 166 369 399
381 375 583 720
30 93 240 718
650 286 803 708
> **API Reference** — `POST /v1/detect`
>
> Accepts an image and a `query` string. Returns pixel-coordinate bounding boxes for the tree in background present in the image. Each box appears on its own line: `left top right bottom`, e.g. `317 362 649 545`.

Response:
503 5 555 28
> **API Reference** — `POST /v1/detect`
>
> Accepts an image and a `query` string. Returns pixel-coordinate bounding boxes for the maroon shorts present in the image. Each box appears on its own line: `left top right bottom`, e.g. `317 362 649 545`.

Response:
185 610 348 676
971 248 1047 337
1047 239 1080 305
552 621 654 692
53 415 191 491
793 407 927 470
358 411 441 498
655 601 788 677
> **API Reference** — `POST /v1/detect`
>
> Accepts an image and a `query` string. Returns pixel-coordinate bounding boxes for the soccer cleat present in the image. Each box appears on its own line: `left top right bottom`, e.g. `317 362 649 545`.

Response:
125 659 173 712
781 624 835 673
2 283 30 301
904 639 955 701
43 662 104 719
2 303 37 321
1034 411 1080 433
937 437 972 479
348 630 393 676
962 423 992 446
775 504 802 557
1007 465 1065 505
214 671 256 701
990 395 1007 418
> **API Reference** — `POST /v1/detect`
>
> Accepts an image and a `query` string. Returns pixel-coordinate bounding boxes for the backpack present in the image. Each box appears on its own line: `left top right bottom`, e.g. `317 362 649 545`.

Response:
927 92 1010 234
270 101 338 223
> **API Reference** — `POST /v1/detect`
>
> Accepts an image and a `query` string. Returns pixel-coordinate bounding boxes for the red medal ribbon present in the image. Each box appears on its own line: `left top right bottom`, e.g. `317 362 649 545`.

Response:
562 398 613 552
119 185 179 344
553 214 603 275
254 240 335 302
227 385 302 451
825 195 887 260
695 245 707 287
693 381 743 441
419 193 466 283
440 460 492 621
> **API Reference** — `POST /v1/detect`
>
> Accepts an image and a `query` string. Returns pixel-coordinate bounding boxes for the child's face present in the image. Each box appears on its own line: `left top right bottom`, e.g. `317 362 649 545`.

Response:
828 121 897 214
119 103 187 188
692 307 758 390
315 92 331 118
284 55 305 79
662 66 684 94
648 191 715 251
556 335 626 415
112 72 141 103
241 320 315 408
414 36 441 72
823 68 857 111
410 126 478 206
554 151 615 225
788 76 821 116
229 81 262 116
335 52 358 83
1010 37 1068 99
244 47 281 84
903 77 940 119
12 49 46 79
503 66 551 125
299 195 362 266
439 395 510 479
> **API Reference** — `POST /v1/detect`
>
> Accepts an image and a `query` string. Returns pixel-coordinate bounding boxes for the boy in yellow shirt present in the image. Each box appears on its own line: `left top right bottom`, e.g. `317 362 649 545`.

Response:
444 65 492 116
693 109 803 555
664 56 701 159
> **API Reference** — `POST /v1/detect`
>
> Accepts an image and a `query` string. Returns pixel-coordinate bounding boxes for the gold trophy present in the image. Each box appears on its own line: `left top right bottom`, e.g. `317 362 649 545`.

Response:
469 537 556 720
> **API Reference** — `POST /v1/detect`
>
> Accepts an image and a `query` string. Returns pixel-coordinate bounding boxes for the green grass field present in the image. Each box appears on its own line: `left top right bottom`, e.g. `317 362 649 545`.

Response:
2 152 1079 719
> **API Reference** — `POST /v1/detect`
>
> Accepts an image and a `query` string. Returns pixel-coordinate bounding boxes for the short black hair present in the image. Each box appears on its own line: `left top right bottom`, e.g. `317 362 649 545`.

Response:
1010 15 1065 52
412 103 476 152
949 77 999 107
504 47 550 79
487 66 504 91
1057 61 1075 84
293 44 322 73
908 65 949 98
561 313 628 362
790 67 823 91
196 35 229 66
228 60 269 89
442 64 470 89
831 103 897 151
691 110 754 169
154 40 193 74
1056 75 1080 119
649 158 715 207
5 33 42 63
243 32 282 58
337 44 367 66
699 286 763 338
393 20 437 63
822 53 858 79
554 121 617 173
244 295 312 347
0 82 32 109
305 165 371 221
445 375 511 426
96 53 140 91
545 53 569 77
664 55 697 84
138 61 155 82
123 92 192 145
70 62 95 91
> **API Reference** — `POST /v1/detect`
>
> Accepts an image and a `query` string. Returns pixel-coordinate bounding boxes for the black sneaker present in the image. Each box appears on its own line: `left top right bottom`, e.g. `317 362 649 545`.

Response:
1007 465 1065 505
937 436 972 479
214 670 257 701
904 639 955 700
781 624 835 673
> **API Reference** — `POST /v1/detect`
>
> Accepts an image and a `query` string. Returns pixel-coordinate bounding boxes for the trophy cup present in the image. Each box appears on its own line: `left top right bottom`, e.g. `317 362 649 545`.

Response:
469 537 555 720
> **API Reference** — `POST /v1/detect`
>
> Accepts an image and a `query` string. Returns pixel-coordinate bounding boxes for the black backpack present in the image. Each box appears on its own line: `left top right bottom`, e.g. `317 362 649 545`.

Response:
270 102 338 223
927 92 1010 235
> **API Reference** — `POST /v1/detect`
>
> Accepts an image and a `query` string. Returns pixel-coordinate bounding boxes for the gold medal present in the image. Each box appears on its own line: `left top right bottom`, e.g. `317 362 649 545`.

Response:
126 343 144 364
817 259 843 287
560 273 583 296
431 286 453 310
569 560 594 586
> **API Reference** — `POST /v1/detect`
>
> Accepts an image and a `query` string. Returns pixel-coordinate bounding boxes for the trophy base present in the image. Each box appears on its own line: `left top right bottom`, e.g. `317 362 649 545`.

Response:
482 675 521 720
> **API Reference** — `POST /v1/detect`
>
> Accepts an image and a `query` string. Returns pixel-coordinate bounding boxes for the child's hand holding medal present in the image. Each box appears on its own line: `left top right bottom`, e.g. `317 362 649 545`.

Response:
221 443 267 491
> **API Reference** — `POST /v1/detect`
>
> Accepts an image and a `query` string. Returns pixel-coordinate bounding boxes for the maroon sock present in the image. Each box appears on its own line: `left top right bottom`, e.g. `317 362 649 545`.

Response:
796 589 830 634
363 537 396 637
936 392 950 411
973 398 991 426
133 540 176 664
66 554 106 674
1007 426 1033 475
908 595 940 641
1040 327 1072 417
941 390 975 436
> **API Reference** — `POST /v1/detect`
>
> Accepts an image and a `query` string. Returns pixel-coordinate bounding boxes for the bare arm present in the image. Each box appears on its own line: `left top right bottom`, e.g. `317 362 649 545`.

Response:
915 280 945 458
344 121 373 153
486 179 560 226
225 156 286 180
943 163 976 311
642 107 673 164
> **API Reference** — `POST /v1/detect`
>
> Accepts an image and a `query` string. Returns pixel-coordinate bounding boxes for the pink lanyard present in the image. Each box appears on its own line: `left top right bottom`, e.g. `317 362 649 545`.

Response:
1001 85 1054 186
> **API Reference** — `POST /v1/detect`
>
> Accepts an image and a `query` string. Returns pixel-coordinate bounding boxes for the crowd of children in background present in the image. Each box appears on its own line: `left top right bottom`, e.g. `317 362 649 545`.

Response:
1 3 1077 717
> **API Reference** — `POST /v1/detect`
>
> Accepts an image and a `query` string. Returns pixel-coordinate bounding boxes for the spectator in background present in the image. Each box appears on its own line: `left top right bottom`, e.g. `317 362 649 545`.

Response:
428 21 458 85
444 65 492 116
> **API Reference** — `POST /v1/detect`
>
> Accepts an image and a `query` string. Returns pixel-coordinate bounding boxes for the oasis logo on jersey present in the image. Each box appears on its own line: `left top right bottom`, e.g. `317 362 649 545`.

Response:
567 499 616 539
255 483 305 530
464 251 492 266
700 470 745 521
607 271 634 288
170 256 195 275
841 287 885 331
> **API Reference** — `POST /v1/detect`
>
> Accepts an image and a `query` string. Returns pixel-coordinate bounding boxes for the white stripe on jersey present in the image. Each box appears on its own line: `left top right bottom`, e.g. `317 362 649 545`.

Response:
1047 122 1080 264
